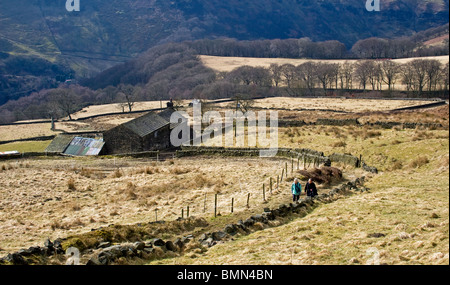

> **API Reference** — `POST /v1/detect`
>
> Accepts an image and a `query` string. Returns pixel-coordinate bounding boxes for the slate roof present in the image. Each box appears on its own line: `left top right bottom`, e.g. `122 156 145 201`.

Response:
157 108 176 122
122 112 170 138
45 134 76 153
157 108 183 129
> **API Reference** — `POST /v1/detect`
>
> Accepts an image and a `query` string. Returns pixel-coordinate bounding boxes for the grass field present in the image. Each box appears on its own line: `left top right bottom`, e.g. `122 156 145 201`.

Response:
0 141 52 153
0 123 58 142
1 155 332 254
151 164 448 265
216 97 433 113
200 55 450 73
148 121 449 265
0 97 437 144
0 101 447 265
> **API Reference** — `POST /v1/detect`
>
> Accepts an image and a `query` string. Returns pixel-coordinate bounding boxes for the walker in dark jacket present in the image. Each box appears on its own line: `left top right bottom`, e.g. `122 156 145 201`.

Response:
305 180 318 197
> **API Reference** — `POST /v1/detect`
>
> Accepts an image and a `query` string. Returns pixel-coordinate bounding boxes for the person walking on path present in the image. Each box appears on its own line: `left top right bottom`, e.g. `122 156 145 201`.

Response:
305 178 318 197
292 178 302 202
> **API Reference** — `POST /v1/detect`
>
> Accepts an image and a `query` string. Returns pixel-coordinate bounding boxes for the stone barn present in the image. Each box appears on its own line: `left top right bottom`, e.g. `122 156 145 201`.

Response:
103 109 179 155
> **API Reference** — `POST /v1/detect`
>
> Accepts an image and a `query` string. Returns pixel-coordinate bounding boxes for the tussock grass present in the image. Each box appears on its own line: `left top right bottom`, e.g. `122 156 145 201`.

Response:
409 156 430 169
332 141 347 148
110 169 123 178
169 166 191 175
390 160 404 171
132 166 160 175
67 178 76 191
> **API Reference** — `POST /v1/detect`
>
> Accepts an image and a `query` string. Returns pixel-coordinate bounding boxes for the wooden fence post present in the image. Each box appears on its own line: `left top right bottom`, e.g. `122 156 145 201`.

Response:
281 169 284 183
231 198 234 213
214 194 218 217
263 184 266 202
270 177 273 194
291 159 294 173
247 193 250 208
187 206 190 218
182 208 184 219
204 193 207 213
277 175 280 189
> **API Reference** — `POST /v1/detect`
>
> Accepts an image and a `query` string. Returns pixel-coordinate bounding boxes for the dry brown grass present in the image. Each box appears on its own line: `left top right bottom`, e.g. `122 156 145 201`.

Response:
111 169 123 178
216 97 432 113
67 178 76 191
390 160 404 171
0 156 308 255
409 156 430 169
0 123 59 141
332 141 347 148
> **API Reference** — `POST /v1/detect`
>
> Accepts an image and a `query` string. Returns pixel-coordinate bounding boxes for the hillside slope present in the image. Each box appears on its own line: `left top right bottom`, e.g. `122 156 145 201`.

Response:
148 111 449 265
0 0 448 106
1 0 448 73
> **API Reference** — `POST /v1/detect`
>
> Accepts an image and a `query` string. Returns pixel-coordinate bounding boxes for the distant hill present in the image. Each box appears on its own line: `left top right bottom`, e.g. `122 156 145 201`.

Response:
1 0 448 72
0 0 448 105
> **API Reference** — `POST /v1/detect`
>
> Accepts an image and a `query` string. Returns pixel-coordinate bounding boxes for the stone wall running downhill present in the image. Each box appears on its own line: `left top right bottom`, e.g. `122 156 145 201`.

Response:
176 146 378 173
0 175 368 265
329 153 361 168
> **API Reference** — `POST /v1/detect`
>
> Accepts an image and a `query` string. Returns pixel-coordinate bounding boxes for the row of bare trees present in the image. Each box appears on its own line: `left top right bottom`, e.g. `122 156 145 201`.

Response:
0 58 448 124
218 59 449 97
185 29 449 60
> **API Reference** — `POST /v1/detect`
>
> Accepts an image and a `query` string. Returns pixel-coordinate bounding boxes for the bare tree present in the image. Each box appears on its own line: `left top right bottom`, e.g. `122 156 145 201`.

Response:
281 64 296 88
117 84 138 112
250 67 272 87
354 61 373 91
226 66 253 85
400 63 415 93
409 60 429 96
380 61 400 91
365 61 382 91
338 61 354 90
424 59 443 92
315 63 339 95
269 63 283 87
233 92 255 114
297 62 318 94
281 64 298 96
47 88 80 121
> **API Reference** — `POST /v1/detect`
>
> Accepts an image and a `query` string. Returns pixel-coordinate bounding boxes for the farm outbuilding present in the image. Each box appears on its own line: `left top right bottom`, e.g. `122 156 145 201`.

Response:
103 108 185 155
45 134 105 156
